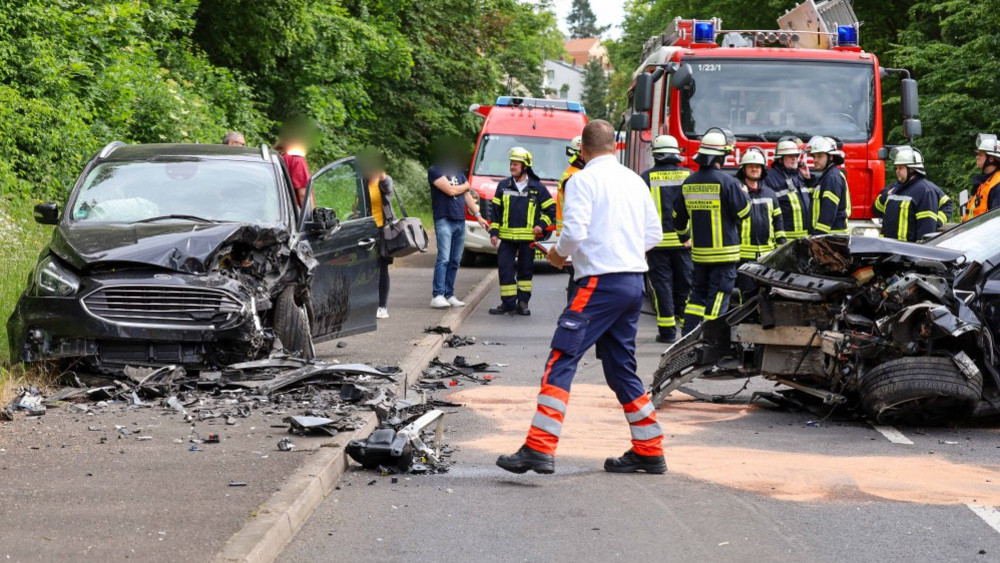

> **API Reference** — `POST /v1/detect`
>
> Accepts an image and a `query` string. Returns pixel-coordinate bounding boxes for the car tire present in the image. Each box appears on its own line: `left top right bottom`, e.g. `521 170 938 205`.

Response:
859 356 982 426
273 286 315 359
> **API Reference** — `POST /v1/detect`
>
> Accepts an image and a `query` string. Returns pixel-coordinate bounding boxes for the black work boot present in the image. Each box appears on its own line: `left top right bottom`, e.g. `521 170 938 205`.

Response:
655 329 676 344
604 449 667 474
516 301 531 316
496 445 554 474
489 303 517 315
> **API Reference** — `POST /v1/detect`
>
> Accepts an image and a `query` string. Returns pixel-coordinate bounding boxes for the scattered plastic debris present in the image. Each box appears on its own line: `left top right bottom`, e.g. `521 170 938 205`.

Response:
277 437 296 451
423 326 452 335
445 335 476 348
229 481 248 487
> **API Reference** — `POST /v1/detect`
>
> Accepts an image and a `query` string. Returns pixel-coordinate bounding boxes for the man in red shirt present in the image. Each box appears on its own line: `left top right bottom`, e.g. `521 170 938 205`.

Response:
275 139 311 206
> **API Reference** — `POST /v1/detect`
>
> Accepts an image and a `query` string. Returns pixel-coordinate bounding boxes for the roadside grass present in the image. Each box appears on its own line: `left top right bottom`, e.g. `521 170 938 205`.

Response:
1 197 53 405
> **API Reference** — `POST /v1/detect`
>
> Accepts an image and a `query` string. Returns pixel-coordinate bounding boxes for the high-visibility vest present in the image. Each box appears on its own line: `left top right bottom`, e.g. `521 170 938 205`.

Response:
965 171 1000 221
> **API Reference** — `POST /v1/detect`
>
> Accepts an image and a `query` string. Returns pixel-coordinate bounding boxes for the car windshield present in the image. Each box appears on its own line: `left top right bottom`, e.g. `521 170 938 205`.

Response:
680 59 875 143
472 135 569 181
70 160 282 224
926 208 1000 264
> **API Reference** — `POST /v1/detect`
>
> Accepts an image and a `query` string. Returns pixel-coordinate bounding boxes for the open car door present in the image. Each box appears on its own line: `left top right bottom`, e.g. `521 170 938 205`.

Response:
300 157 379 341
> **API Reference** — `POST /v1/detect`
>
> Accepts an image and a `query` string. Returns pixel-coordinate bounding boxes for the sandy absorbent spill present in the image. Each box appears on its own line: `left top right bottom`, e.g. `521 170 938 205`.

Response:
452 384 1000 505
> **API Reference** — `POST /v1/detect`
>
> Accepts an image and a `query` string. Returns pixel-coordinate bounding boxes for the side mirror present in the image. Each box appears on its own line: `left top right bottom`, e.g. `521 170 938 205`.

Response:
670 63 694 91
633 73 654 112
307 207 340 233
900 78 919 118
629 113 650 131
903 118 922 139
34 203 59 225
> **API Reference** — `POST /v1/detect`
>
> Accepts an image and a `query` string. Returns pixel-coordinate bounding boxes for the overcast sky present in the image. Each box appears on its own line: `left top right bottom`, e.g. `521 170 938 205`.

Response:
551 0 625 39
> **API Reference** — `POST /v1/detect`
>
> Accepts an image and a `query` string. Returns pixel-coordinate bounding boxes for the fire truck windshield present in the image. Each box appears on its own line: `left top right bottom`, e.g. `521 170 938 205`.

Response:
679 59 875 143
472 135 568 181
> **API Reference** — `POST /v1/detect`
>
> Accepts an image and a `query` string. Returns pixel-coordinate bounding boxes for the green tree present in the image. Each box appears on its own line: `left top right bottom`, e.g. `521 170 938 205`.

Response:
567 0 608 39
581 57 610 121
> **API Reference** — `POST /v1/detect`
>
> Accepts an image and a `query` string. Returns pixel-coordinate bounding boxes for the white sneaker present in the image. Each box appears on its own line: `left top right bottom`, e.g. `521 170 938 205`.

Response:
430 295 451 309
376 307 389 319
447 296 466 307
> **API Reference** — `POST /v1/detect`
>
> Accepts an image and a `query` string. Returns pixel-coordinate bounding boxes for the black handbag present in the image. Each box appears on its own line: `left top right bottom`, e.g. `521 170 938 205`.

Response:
380 186 429 258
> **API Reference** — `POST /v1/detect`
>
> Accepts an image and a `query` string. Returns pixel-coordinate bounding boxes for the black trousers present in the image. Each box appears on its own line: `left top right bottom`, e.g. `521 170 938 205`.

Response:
378 256 392 308
683 262 737 335
646 247 692 336
497 240 534 306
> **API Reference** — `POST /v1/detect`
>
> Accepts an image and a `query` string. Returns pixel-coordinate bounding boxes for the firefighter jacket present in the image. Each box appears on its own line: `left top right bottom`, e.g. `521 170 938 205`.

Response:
740 183 785 260
762 160 812 240
640 162 693 248
556 156 584 235
873 176 940 242
810 165 850 234
965 170 1000 222
674 166 751 264
931 182 954 225
488 171 555 241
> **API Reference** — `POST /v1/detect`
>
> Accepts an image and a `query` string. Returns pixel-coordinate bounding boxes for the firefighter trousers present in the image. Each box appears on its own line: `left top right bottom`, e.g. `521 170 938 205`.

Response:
646 247 692 337
524 273 664 457
735 259 759 306
683 262 737 336
497 240 534 307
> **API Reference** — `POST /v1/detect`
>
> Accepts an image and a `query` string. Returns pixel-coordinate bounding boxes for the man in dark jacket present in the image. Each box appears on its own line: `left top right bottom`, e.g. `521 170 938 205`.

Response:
808 136 850 234
873 146 940 241
487 147 556 316
762 137 811 240
640 134 693 343
674 127 751 335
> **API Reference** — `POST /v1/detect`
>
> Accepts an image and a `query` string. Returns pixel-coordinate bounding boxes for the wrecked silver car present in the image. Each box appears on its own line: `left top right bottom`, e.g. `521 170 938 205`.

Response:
7 143 382 373
651 211 1000 425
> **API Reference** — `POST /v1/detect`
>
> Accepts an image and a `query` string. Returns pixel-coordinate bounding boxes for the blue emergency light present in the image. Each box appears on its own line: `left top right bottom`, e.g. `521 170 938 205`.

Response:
837 25 858 47
693 21 715 44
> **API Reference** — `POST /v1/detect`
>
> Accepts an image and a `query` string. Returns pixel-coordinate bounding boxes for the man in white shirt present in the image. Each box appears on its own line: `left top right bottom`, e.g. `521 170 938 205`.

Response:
497 120 667 475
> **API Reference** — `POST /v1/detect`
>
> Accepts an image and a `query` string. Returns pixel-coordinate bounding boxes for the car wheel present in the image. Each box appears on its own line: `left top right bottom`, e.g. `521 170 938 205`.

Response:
859 356 982 426
273 286 315 359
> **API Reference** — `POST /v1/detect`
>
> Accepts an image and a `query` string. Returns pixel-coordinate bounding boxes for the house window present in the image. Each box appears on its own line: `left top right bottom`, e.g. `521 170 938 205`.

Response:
546 70 555 82
559 84 569 100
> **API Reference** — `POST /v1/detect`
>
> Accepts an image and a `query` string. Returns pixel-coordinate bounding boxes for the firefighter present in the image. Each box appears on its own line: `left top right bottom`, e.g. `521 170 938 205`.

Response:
808 136 850 234
736 147 784 301
964 134 1000 221
640 134 693 343
673 127 751 335
872 146 940 241
556 135 585 237
762 136 812 240
487 147 556 316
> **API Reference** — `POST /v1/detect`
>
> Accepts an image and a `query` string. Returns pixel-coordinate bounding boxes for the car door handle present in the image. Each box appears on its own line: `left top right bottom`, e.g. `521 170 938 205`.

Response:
357 237 377 247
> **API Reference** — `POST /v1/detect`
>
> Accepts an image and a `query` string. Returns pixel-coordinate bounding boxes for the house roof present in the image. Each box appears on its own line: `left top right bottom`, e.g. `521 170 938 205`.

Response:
564 37 600 53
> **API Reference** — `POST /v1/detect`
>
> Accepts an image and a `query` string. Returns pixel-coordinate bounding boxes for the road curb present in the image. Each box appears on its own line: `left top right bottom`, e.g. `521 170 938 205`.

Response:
212 268 498 563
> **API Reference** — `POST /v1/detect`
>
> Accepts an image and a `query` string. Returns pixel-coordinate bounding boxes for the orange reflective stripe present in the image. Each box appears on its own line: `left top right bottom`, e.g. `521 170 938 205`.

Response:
569 277 599 313
631 436 664 457
623 394 664 456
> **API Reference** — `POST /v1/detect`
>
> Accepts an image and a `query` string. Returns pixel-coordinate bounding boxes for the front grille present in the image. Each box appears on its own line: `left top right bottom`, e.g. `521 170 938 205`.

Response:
83 285 244 328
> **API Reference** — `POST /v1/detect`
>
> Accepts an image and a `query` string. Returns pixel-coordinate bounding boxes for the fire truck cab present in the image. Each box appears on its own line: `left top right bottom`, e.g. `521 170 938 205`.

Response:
623 0 921 228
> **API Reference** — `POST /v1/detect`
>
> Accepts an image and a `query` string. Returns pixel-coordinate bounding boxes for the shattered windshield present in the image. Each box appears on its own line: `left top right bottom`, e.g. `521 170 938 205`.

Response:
70 160 282 224
927 208 1000 264
473 135 568 181
680 59 875 143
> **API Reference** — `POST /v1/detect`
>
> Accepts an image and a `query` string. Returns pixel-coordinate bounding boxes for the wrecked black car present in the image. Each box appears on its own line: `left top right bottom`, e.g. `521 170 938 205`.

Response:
651 210 1000 425
7 142 383 374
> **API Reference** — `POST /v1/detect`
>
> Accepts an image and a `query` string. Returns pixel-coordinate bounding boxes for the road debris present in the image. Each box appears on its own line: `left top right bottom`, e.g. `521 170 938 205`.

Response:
445 335 476 348
277 437 296 451
417 357 499 390
423 325 453 335
347 409 451 474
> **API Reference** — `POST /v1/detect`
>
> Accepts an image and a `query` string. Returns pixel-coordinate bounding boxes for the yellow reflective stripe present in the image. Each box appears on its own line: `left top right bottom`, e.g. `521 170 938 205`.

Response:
540 199 555 208
874 195 887 213
657 316 676 328
502 194 510 228
708 292 726 318
822 191 840 205
915 211 938 219
736 201 751 218
500 284 518 296
898 200 910 240
788 192 803 234
516 280 532 291
684 303 705 316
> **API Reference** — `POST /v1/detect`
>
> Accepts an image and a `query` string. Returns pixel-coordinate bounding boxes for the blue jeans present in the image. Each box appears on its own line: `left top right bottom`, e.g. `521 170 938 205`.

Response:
433 218 465 298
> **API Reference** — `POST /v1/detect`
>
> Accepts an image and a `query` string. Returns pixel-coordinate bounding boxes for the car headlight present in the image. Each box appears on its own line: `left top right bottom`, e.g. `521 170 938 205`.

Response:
33 255 80 296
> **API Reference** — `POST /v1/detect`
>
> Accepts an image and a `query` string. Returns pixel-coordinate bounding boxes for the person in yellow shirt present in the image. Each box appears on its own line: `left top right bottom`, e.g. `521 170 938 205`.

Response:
360 150 397 320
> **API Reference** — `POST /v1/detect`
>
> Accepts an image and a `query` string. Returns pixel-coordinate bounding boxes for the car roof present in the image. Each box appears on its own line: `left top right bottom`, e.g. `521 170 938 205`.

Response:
97 143 273 163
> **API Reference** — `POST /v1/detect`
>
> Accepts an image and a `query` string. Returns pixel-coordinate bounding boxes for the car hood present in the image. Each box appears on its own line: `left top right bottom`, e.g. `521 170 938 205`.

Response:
49 222 300 275
759 235 966 277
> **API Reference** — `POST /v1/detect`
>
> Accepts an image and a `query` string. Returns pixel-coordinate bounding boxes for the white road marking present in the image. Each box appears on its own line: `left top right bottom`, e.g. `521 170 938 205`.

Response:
968 505 1000 535
869 424 914 445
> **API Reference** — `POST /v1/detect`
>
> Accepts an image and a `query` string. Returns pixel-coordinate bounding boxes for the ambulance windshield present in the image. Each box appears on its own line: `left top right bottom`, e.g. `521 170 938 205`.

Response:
473 135 570 181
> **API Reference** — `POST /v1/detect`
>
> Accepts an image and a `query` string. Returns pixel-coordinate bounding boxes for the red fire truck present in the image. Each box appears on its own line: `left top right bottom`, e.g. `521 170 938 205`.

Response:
463 96 588 264
623 0 921 225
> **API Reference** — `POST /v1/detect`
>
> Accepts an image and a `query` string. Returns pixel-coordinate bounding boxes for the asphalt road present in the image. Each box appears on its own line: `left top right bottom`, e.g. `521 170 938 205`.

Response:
282 270 1000 563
